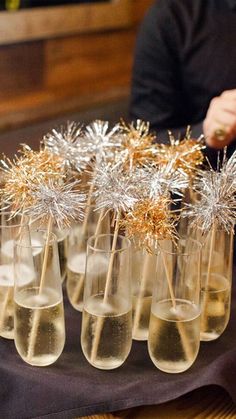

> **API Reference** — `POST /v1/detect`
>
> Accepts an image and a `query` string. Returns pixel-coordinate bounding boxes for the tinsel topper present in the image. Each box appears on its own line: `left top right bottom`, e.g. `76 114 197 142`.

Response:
25 179 86 229
43 121 90 173
0 146 64 215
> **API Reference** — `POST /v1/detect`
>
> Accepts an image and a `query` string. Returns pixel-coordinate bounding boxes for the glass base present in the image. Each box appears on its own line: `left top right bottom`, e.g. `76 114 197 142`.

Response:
148 357 196 374
132 330 148 341
200 331 221 341
0 330 14 339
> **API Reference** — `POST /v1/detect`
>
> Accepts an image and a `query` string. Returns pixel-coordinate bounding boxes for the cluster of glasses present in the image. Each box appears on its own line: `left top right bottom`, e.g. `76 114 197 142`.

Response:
0 207 233 373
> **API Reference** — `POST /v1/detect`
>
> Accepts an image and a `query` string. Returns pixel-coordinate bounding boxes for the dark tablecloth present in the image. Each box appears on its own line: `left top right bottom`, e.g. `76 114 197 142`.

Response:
1 267 236 419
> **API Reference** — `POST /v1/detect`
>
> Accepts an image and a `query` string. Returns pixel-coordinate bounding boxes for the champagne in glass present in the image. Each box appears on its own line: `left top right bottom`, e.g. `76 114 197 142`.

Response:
66 252 86 311
0 212 30 339
14 230 65 366
148 299 200 373
81 294 132 369
148 238 202 373
200 274 230 341
67 209 110 311
15 287 65 366
81 234 132 369
200 227 233 341
53 227 69 283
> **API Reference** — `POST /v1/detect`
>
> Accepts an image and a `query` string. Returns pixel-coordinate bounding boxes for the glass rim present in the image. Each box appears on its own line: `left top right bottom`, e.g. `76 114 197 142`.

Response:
0 211 29 229
87 233 131 253
15 229 57 249
158 238 202 256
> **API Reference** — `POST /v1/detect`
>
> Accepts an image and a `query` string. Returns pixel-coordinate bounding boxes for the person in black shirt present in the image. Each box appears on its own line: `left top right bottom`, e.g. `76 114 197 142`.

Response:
130 0 236 155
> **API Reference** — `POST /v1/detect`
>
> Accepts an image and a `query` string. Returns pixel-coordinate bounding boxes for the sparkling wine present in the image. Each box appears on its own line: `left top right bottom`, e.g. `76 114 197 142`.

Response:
57 235 68 282
81 294 132 369
14 287 65 366
31 229 68 282
66 252 86 311
1 239 18 259
132 294 152 341
200 274 230 341
2 238 42 259
148 299 200 373
0 264 14 338
52 228 69 283
67 253 109 311
0 263 35 339
0 285 14 339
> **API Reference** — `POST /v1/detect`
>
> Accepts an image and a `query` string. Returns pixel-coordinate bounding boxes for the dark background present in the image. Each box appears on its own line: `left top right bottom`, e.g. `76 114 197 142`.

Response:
0 0 108 10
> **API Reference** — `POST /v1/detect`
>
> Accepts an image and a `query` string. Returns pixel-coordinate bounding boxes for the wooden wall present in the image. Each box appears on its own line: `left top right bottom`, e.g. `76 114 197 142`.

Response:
0 0 153 132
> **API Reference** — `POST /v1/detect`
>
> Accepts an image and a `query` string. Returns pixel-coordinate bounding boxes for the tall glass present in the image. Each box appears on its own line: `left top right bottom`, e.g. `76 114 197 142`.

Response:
52 224 69 283
66 206 110 311
0 212 30 339
81 234 132 370
131 244 157 341
30 220 69 283
200 225 233 341
14 230 65 366
177 189 202 241
148 238 202 373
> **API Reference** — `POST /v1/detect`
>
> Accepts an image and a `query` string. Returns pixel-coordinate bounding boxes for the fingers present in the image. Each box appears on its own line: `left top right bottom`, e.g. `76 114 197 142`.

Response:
221 89 236 101
203 90 236 149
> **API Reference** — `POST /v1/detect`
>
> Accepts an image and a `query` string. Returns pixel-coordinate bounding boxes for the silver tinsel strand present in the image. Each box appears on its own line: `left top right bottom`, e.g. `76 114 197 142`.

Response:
221 147 236 188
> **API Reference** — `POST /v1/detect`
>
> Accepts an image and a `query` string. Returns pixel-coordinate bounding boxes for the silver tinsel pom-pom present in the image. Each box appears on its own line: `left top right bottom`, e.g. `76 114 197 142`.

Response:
93 162 139 213
43 121 90 172
83 120 121 161
140 162 189 199
184 169 236 232
26 180 87 229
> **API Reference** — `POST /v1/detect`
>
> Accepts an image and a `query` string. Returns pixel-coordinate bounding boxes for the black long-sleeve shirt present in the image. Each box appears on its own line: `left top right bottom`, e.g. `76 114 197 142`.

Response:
130 0 236 151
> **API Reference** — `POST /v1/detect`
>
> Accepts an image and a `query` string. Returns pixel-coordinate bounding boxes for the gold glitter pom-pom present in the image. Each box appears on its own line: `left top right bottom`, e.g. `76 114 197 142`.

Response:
120 119 157 170
123 197 178 251
19 145 64 174
0 146 64 215
156 128 205 176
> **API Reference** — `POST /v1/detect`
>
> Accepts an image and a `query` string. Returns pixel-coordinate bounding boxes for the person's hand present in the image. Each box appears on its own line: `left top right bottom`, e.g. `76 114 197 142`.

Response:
203 89 236 149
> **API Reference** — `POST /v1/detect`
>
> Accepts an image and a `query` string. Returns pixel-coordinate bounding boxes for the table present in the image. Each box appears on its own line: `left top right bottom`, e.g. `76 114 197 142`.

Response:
1 123 236 418
1 273 236 419
80 386 236 418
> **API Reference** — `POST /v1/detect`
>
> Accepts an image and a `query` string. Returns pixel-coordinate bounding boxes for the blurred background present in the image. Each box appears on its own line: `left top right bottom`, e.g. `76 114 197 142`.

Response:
0 0 153 154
